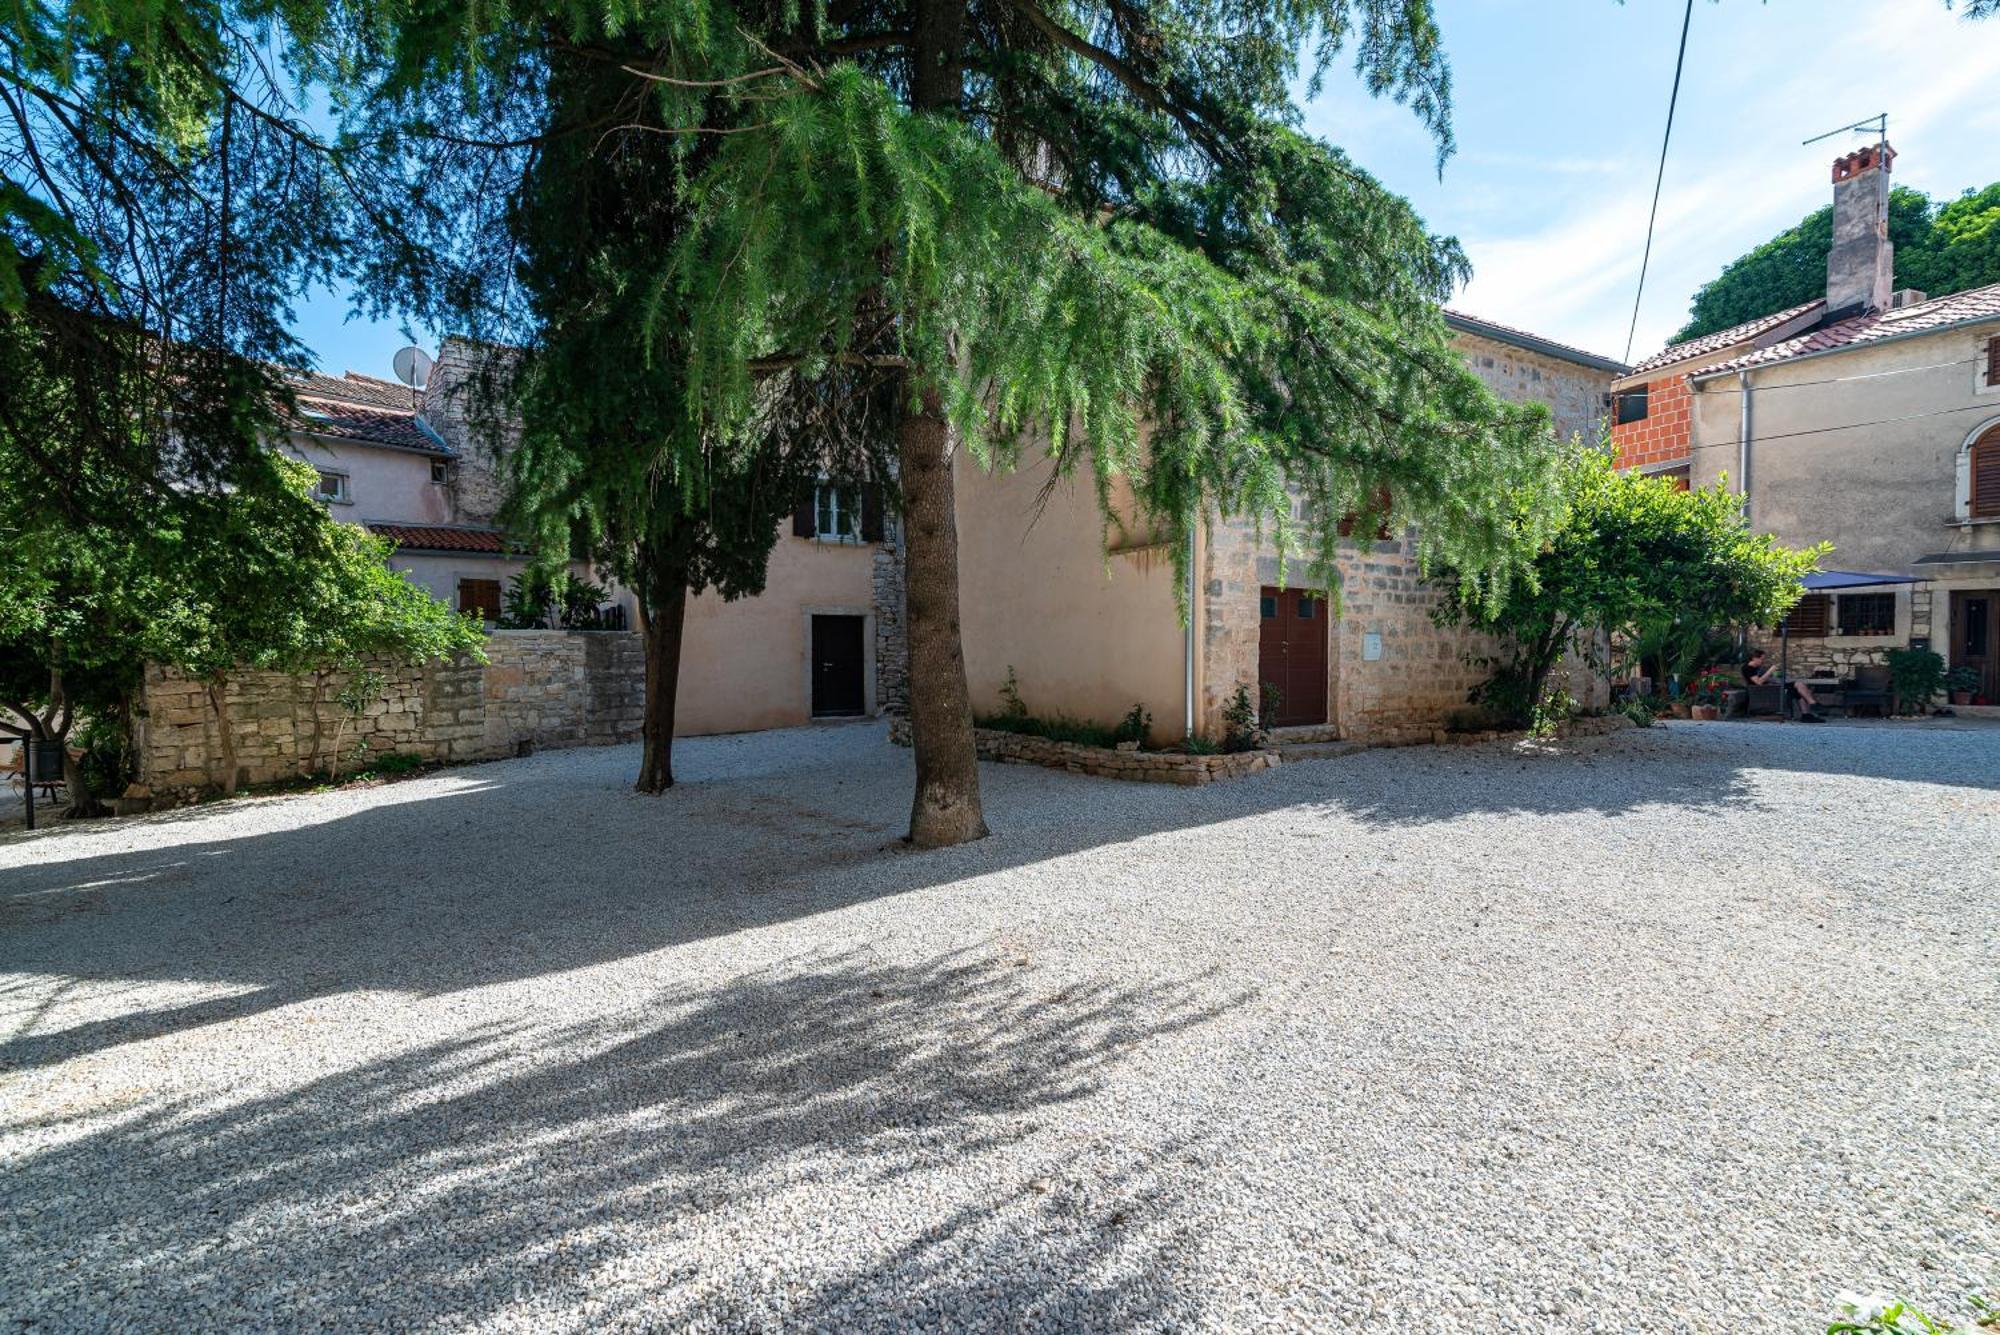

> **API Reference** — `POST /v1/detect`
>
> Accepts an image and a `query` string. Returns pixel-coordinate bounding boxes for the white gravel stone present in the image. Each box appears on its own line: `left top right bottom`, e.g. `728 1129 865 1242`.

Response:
2 717 1996 1332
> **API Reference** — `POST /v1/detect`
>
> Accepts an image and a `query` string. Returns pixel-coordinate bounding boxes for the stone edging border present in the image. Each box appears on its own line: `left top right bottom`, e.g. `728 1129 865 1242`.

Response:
887 717 1278 785
888 712 1634 785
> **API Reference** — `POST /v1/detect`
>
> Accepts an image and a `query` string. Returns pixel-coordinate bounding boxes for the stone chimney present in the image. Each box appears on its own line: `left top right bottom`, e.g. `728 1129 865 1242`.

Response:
1826 142 1896 315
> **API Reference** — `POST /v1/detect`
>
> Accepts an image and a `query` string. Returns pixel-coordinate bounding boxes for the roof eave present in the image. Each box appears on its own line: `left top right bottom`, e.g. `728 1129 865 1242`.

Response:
1690 310 2000 385
1443 312 1629 375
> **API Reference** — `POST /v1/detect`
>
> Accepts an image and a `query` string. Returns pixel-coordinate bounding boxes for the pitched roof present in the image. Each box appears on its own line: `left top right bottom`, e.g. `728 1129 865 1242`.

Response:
1693 282 2000 379
367 523 511 554
290 396 452 455
1442 310 1628 374
1627 299 1826 376
288 369 418 412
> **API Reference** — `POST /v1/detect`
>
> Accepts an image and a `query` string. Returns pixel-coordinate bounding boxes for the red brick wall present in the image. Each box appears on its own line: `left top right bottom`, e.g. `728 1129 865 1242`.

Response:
1610 373 1692 470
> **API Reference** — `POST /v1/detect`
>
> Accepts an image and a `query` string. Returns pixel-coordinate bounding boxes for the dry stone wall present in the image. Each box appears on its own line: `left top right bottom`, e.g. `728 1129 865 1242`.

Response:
136 630 644 799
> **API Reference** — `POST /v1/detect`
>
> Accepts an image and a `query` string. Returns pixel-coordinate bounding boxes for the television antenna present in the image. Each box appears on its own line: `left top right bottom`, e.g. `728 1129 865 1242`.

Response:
1803 112 1887 149
392 345 435 398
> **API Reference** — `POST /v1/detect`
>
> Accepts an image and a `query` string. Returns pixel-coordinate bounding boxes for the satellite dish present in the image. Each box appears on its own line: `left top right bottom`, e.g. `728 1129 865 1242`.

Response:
392 345 435 391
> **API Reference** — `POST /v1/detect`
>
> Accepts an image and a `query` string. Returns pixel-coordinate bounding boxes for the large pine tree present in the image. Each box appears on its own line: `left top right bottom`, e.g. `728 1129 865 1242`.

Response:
355 1 1570 846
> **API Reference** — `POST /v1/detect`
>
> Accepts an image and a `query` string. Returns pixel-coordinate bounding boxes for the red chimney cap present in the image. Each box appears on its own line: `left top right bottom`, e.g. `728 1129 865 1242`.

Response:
1832 142 1895 183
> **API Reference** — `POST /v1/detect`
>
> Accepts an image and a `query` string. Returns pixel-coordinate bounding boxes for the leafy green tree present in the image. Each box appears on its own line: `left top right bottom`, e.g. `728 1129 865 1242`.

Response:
1435 446 1826 724
352 1 1570 845
145 458 482 796
1673 182 2000 344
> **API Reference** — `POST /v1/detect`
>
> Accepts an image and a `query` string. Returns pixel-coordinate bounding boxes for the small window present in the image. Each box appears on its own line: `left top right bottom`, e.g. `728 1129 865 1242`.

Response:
314 470 350 504
1613 384 1650 425
1297 597 1316 619
458 578 502 623
1837 593 1896 636
814 485 861 543
1260 595 1276 619
430 459 451 484
1987 335 2000 389
1778 594 1829 638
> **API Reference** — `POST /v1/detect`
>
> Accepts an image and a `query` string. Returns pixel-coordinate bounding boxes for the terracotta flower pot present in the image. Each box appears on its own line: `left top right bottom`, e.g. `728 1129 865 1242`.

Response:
1951 690 1973 705
1690 704 1720 721
1668 702 1692 719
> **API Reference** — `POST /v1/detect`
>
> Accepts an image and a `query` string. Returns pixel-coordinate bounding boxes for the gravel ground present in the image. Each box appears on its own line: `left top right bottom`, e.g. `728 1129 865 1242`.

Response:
2 718 1996 1332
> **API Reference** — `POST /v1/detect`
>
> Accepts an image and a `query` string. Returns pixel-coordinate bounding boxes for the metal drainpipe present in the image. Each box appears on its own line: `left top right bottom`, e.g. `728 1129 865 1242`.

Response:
1737 370 1754 524
1184 524 1197 740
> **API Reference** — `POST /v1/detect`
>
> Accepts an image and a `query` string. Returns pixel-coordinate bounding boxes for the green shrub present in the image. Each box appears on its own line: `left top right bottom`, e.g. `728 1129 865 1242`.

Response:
975 711 1124 749
1886 647 1947 715
1618 697 1659 728
367 751 427 776
1827 1290 1996 1333
1946 664 1982 696
1221 682 1262 753
1114 703 1151 748
996 665 1028 721
1182 732 1220 755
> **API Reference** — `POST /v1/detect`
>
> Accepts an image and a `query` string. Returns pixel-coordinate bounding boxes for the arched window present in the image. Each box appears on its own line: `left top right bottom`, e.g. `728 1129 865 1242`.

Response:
1975 423 2000 519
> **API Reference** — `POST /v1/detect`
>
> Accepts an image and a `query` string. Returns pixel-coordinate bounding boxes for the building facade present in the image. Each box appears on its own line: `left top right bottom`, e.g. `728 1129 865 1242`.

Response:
947 315 1627 745
1643 142 2000 700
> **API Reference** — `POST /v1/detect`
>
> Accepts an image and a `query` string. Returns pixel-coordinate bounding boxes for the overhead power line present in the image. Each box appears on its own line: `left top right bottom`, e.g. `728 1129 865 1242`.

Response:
1622 0 1695 366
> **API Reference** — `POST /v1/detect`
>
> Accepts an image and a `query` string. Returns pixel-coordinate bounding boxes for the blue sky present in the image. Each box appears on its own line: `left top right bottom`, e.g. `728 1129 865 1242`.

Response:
289 0 2000 380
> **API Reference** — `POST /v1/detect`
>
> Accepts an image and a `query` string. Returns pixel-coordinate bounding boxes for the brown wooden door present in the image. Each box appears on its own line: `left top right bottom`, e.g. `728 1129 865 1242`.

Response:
811 615 866 717
1258 587 1329 727
1951 591 1999 701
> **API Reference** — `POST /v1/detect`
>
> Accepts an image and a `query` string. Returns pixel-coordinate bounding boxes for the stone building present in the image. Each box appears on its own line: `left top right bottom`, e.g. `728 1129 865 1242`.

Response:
942 313 1627 745
1623 141 2000 697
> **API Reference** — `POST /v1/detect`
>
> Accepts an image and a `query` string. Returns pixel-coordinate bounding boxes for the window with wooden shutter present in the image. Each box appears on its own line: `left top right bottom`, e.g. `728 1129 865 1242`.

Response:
1974 424 2000 518
1778 594 1829 638
1987 335 2000 389
458 578 502 622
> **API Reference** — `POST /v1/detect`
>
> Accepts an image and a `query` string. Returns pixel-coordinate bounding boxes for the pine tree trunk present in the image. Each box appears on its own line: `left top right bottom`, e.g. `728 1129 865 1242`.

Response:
897 0 985 848
207 678 240 797
634 570 688 794
898 395 988 847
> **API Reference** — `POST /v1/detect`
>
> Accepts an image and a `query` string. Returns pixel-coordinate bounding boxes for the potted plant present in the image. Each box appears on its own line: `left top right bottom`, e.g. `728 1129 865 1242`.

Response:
1946 665 1981 706
1688 667 1731 721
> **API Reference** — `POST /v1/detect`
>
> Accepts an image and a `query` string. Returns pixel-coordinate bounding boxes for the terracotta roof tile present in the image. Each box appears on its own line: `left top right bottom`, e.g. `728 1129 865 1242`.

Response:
367 524 511 554
288 369 419 412
289 396 451 455
1693 282 2000 378
1628 299 1826 376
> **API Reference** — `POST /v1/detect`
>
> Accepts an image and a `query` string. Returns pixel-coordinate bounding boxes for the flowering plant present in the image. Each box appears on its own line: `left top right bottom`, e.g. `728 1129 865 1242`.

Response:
1689 667 1734 706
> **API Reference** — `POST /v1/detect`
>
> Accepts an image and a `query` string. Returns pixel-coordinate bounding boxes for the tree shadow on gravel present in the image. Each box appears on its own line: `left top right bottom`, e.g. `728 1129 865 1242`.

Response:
3 948 1231 1330
3 720 1990 1071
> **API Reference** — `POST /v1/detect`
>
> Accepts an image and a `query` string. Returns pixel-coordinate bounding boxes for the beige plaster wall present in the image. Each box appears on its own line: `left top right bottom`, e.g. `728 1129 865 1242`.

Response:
284 434 455 526
673 524 883 736
1690 323 2000 573
953 448 1190 740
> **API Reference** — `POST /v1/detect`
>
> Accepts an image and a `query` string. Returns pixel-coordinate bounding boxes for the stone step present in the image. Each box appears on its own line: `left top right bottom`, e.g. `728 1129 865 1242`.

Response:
1267 724 1344 745
1277 740 1363 763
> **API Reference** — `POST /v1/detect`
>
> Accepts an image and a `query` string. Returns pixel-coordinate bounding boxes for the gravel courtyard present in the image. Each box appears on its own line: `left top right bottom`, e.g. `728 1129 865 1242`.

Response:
2 720 1996 1331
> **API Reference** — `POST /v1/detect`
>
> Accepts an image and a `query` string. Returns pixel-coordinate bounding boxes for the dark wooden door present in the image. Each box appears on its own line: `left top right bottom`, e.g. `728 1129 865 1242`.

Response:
811 615 866 717
1951 591 1999 700
1257 587 1328 727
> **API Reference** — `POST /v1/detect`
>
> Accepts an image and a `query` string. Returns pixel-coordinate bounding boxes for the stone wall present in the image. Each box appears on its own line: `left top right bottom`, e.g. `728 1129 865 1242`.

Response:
888 717 1277 785
419 337 516 527
1197 515 1608 748
136 630 644 798
872 531 909 716
1449 328 1616 445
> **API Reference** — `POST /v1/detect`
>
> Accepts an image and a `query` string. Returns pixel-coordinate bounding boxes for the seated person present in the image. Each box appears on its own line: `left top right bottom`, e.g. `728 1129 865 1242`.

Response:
1742 649 1823 721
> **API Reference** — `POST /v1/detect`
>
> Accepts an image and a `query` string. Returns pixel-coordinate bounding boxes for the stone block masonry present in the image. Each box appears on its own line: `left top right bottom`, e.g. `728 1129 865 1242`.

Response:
136 630 646 800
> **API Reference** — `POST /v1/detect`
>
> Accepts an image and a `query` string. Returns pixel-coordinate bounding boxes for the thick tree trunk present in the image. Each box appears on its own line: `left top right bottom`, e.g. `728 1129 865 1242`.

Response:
206 678 240 797
634 571 688 794
897 0 984 848
898 396 988 847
